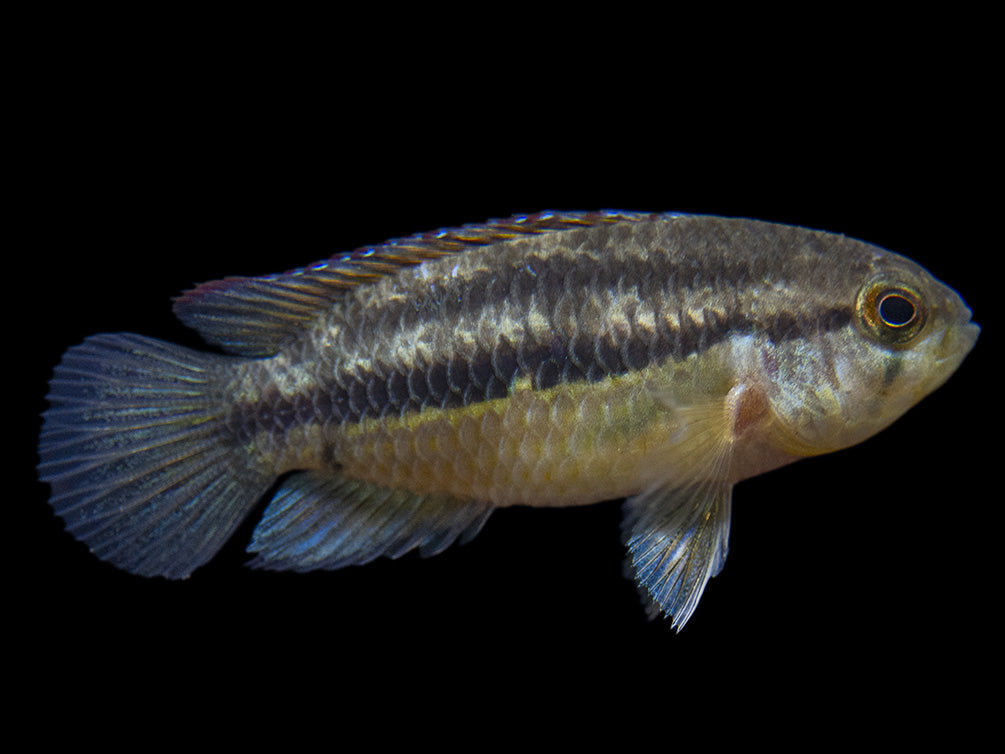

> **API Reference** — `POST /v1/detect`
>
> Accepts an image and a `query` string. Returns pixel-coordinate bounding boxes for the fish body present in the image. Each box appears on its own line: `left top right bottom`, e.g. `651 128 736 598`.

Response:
38 211 978 628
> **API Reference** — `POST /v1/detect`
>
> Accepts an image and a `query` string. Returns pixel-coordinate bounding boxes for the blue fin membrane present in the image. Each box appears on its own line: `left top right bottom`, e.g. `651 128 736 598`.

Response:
622 477 733 631
247 471 494 571
38 334 275 578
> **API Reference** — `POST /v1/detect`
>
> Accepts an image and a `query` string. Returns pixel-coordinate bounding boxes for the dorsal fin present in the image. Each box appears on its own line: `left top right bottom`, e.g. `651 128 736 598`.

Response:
173 210 660 357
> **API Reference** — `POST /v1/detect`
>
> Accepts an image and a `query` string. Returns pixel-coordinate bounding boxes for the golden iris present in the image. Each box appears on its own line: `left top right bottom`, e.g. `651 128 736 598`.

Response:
856 278 927 346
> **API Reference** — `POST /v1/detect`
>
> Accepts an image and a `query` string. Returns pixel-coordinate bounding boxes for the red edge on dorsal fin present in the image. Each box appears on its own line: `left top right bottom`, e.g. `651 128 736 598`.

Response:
172 210 665 357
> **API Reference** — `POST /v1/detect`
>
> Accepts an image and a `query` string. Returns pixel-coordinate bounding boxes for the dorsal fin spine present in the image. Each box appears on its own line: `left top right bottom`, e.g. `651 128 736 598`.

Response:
173 210 663 357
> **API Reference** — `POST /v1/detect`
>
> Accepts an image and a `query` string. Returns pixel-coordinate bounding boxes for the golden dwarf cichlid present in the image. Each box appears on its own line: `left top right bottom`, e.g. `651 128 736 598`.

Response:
38 211 979 629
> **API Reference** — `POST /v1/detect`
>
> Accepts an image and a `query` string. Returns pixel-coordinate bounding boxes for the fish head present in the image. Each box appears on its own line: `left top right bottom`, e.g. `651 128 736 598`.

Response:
767 244 979 457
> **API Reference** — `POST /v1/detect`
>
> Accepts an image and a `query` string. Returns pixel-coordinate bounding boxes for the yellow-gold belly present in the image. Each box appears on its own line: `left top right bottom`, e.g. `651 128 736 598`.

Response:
332 371 686 506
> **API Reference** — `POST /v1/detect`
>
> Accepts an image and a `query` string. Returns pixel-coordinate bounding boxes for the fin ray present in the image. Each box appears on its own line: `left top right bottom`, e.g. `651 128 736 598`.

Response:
248 471 493 572
173 211 658 356
38 333 274 578
623 477 733 630
623 389 736 630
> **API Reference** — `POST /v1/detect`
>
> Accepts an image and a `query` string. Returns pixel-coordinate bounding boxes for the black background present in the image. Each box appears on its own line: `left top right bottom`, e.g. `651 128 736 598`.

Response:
11 29 997 735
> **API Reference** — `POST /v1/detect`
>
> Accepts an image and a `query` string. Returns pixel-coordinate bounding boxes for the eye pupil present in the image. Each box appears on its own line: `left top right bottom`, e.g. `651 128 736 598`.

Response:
856 280 927 345
878 293 916 327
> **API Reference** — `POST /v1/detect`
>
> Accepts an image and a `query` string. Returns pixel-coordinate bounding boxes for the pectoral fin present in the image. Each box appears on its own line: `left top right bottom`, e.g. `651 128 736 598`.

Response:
623 389 736 630
622 478 733 630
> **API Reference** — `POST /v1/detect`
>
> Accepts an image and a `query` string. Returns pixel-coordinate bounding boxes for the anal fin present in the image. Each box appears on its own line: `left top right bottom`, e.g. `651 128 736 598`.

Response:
247 471 493 571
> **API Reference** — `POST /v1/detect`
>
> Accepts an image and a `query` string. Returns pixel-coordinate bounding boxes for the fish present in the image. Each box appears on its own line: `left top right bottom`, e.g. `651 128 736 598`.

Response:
37 211 979 629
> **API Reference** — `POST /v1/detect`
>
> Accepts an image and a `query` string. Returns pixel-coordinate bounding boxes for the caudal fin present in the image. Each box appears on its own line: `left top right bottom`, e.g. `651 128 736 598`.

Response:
38 333 274 578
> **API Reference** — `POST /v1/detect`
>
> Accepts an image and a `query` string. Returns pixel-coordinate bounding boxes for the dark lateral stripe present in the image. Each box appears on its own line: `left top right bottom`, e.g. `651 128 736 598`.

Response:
175 211 657 357
225 306 852 441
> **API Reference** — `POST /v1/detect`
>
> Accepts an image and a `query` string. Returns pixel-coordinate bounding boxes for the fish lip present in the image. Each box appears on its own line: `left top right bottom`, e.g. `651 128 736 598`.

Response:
962 319 981 346
933 314 979 366
957 302 980 352
960 321 981 359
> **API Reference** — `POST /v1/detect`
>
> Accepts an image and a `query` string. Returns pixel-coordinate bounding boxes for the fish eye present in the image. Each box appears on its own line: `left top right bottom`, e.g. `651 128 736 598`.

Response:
878 292 917 327
856 279 927 346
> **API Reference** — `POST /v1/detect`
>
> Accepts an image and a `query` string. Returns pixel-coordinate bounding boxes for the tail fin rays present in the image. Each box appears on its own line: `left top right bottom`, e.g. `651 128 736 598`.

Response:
38 334 273 579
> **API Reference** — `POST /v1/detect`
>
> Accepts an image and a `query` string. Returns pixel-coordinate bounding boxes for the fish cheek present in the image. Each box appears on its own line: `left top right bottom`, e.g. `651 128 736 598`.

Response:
782 330 917 453
748 334 854 457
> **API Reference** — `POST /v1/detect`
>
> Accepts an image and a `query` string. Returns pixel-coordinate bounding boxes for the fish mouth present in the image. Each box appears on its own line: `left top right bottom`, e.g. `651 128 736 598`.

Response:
915 310 977 401
933 310 979 368
959 319 981 353
933 283 979 363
